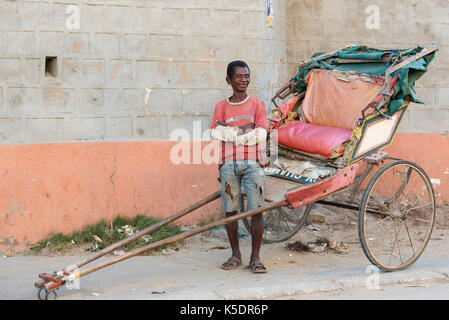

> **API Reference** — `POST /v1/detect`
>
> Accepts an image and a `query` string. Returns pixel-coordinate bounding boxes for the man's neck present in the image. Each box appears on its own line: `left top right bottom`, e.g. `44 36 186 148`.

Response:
229 92 248 103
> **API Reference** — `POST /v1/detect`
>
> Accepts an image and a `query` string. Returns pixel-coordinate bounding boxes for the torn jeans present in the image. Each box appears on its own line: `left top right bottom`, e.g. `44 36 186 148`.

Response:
219 160 265 213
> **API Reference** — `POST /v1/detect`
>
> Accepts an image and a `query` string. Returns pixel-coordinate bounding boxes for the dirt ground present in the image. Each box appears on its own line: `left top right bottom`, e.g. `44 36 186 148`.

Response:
17 195 449 273
176 198 449 271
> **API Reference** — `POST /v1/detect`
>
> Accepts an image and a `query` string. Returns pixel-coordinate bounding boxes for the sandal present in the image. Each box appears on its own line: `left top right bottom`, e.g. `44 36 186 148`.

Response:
221 256 242 270
249 261 267 274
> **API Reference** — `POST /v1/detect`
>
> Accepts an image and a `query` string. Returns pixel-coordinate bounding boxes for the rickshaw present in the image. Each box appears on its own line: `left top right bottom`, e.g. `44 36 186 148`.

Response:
35 44 438 300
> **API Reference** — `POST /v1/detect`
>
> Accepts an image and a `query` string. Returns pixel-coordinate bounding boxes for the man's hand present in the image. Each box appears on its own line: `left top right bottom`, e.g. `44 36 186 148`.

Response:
215 120 226 127
237 123 255 134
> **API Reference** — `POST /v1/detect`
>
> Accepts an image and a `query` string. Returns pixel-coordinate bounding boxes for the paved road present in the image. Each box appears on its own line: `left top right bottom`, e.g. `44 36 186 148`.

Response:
278 278 449 300
1 231 449 300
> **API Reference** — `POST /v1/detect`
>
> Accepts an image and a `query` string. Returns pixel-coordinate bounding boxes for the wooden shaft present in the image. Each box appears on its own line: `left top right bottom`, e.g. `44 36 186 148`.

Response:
78 200 288 278
71 191 221 270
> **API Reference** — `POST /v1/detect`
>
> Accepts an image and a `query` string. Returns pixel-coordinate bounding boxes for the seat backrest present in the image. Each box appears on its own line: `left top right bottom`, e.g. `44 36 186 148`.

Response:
301 69 385 130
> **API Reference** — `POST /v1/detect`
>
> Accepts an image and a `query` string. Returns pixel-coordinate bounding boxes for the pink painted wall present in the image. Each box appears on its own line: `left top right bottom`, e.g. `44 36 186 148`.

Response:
0 133 447 253
0 141 221 253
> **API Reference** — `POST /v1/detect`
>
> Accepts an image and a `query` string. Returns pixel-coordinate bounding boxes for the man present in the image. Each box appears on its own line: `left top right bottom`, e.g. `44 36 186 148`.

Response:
210 61 268 273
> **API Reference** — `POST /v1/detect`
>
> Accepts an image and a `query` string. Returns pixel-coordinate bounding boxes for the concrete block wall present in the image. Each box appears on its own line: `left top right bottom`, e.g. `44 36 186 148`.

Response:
286 0 449 134
0 0 288 144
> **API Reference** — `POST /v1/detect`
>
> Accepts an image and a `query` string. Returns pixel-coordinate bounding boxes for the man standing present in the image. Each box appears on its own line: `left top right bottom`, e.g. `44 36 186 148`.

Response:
210 61 268 273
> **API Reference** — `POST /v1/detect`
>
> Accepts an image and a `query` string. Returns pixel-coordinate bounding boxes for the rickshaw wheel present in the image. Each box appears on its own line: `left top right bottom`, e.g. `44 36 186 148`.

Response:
243 203 312 244
358 160 436 271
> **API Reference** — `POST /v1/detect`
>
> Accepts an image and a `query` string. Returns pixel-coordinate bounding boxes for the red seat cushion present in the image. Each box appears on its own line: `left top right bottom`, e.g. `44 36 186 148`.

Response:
277 121 352 159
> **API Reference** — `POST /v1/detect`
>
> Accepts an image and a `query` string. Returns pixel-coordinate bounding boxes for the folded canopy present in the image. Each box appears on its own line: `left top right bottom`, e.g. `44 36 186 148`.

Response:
291 45 438 115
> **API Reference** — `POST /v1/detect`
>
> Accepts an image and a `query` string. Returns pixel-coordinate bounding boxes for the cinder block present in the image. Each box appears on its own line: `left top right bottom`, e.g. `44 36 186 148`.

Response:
182 35 214 61
103 89 121 114
202 36 239 61
0 59 22 83
209 10 240 36
120 34 148 57
62 58 104 86
36 32 64 55
148 34 184 60
437 87 449 107
0 118 26 143
108 59 133 85
239 10 263 38
62 32 90 55
167 115 212 140
39 2 54 30
407 0 448 23
0 87 4 113
289 19 324 41
7 87 41 115
42 88 77 114
182 89 223 114
90 33 120 58
183 9 211 35
134 115 168 139
159 8 184 34
6 31 35 56
103 5 137 33
107 117 133 138
387 19 441 44
208 61 230 89
62 59 82 85
399 107 449 134
16 1 44 30
135 60 170 87
79 88 105 115
120 88 183 116
118 88 147 115
21 58 41 85
136 7 163 33
224 0 262 10
174 62 211 89
136 7 184 34
0 32 6 55
418 68 449 88
143 88 182 114
26 117 106 142
81 4 104 32
414 87 437 106
81 59 105 87
0 1 18 30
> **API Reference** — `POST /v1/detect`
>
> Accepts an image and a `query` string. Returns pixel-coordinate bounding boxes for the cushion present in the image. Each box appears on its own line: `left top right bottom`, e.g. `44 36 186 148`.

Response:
278 121 352 159
302 69 385 129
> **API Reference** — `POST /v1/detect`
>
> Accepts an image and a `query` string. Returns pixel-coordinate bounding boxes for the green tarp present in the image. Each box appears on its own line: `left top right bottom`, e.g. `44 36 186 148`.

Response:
292 45 438 115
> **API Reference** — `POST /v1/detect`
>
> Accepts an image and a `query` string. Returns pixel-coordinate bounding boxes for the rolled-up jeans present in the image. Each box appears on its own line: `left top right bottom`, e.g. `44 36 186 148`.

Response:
219 160 265 213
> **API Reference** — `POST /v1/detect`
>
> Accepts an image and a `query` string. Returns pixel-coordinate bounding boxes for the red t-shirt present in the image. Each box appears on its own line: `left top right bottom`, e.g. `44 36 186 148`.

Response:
210 96 268 164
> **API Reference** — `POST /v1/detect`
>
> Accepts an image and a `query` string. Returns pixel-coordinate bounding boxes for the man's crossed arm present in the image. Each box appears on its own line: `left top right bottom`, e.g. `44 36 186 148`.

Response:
211 120 267 146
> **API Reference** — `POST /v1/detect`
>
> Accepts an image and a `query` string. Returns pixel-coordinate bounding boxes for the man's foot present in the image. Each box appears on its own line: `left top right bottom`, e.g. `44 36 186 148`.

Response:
249 261 267 273
221 256 242 270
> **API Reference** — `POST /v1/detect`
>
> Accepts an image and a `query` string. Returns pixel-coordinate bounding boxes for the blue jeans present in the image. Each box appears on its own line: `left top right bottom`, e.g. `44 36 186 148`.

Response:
219 160 265 213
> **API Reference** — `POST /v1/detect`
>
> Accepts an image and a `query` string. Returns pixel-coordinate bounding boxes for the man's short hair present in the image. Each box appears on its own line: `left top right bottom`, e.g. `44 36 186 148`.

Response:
227 60 250 79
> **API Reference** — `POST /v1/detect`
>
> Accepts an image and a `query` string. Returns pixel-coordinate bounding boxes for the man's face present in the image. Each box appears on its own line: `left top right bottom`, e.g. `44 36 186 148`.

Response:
226 66 250 93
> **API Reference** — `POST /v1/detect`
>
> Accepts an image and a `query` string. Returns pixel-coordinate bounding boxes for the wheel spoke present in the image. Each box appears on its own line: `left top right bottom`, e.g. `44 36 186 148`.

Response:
405 216 432 224
403 201 434 216
370 193 390 212
360 161 435 271
403 219 416 255
379 175 395 200
364 215 391 232
279 212 292 232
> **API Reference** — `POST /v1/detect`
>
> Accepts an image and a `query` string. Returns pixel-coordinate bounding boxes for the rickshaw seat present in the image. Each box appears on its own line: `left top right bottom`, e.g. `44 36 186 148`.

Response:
278 69 386 158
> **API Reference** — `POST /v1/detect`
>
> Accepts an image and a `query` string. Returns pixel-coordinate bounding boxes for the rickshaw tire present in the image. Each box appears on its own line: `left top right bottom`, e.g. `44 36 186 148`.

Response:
358 160 436 271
